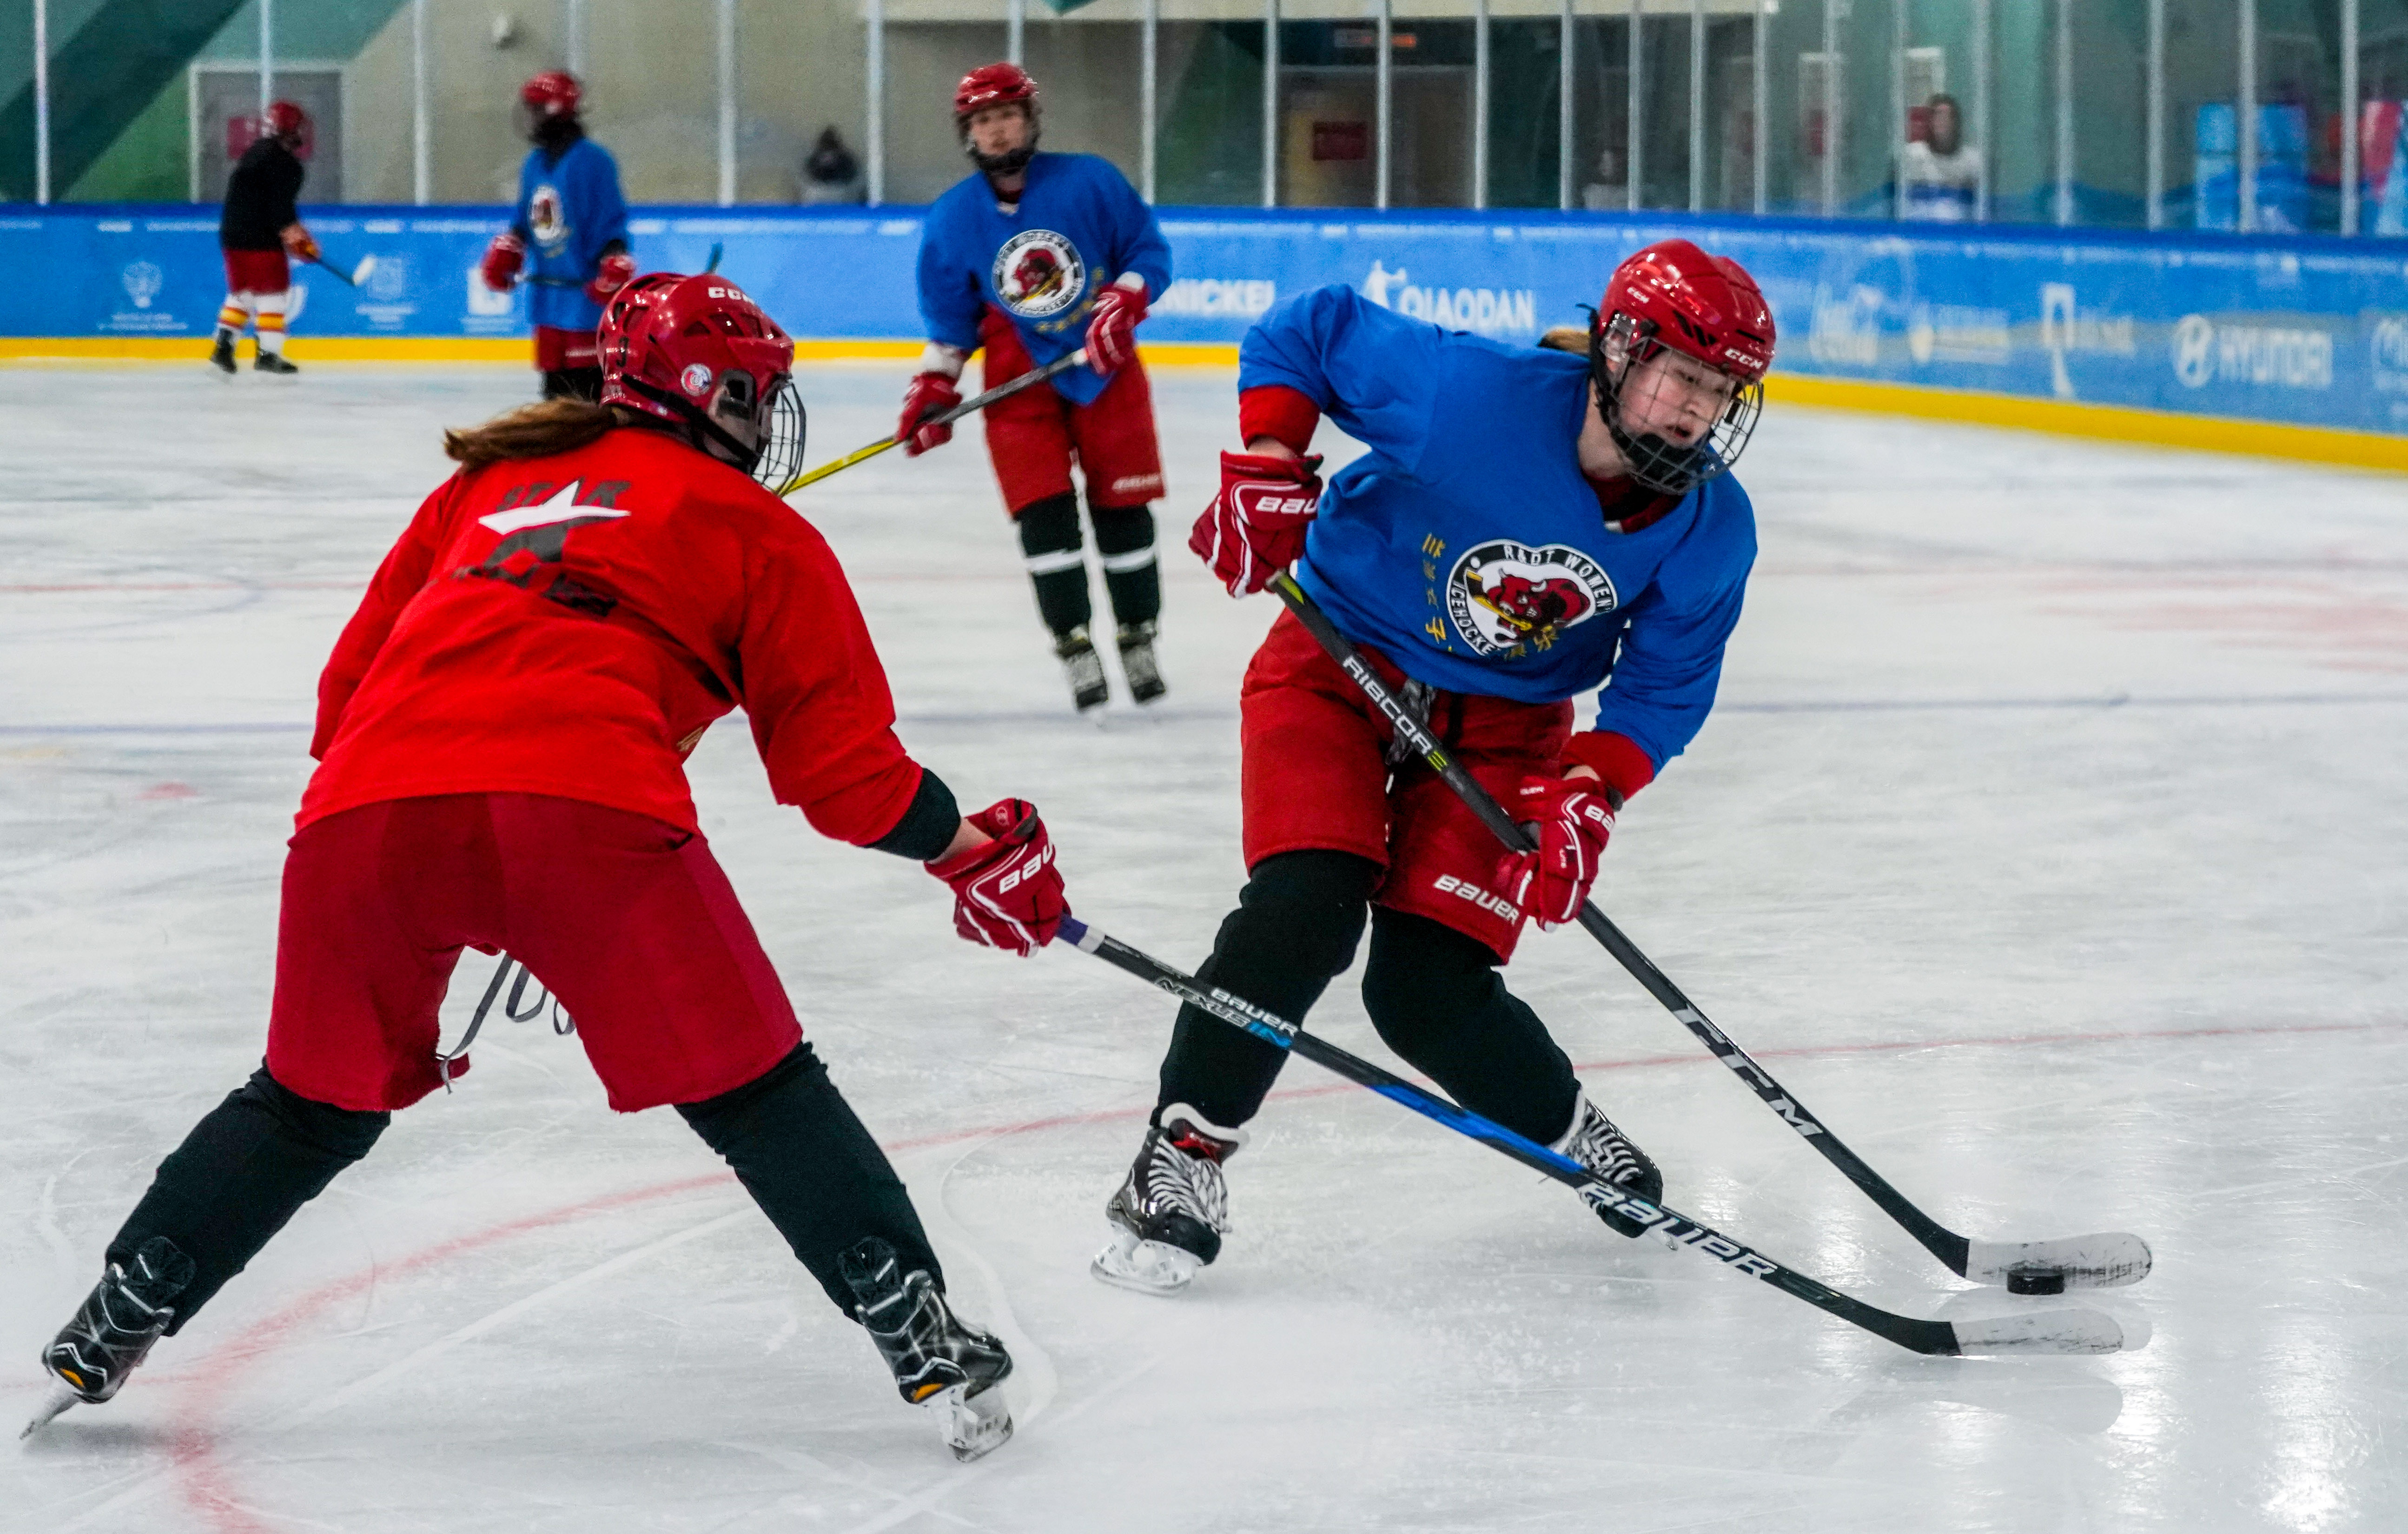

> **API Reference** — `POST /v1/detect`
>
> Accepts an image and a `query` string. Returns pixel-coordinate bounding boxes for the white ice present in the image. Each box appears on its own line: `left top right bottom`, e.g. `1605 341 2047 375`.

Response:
3 360 2405 1534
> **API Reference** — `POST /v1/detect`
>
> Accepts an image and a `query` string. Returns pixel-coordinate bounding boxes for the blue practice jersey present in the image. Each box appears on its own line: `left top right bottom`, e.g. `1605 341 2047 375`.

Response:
513 137 629 332
1245 285 1757 775
916 152 1173 407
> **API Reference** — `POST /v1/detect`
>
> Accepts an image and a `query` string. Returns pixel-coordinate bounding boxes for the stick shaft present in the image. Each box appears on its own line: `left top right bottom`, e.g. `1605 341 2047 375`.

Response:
1058 915 1961 1355
1266 571 1976 1275
774 348 1089 499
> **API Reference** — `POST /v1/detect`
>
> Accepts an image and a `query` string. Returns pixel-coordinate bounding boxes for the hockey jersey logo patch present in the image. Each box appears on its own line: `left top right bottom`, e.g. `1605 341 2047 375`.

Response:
528 184 569 251
1445 539 1617 657
992 229 1086 320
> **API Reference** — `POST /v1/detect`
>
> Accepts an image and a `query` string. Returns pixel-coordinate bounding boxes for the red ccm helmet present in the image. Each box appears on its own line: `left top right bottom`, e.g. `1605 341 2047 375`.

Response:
518 70 582 141
598 273 807 490
954 62 1040 174
263 100 310 142
1590 239 1777 495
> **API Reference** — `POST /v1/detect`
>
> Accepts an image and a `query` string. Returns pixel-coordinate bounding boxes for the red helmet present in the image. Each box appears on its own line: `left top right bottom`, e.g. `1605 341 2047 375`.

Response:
521 70 582 120
263 100 310 140
1588 240 1776 495
1598 239 1775 384
954 62 1038 121
598 273 805 487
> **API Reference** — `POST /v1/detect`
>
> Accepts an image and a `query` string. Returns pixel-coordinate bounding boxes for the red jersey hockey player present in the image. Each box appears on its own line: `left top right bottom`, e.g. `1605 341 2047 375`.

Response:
902 63 1177 712
211 100 318 377
28 273 1064 1463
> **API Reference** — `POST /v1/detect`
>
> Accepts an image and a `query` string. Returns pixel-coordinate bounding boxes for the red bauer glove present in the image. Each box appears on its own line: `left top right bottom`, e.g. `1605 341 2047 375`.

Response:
896 371 963 456
281 225 321 263
1188 450 1323 596
1083 280 1147 375
480 232 525 292
926 798 1066 957
584 250 635 305
1494 774 1617 929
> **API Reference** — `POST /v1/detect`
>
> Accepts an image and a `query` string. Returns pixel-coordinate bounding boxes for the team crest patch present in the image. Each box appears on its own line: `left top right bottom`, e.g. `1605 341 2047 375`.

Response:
1445 539 1617 657
529 184 568 249
992 230 1086 319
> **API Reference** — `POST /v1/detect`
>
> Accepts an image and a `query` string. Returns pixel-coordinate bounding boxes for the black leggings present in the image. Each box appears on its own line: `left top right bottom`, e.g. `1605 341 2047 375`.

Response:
109 1043 938 1333
1155 851 1581 1145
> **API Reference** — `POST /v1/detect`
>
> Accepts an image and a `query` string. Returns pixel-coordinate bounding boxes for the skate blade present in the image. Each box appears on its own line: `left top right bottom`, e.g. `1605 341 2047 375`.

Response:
21 1384 80 1439
935 1382 1014 1463
1089 1228 1201 1295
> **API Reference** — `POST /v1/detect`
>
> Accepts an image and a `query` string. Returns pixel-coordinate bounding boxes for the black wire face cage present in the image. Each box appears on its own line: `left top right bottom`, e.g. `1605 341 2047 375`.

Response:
748 380 807 491
961 104 1041 174
1590 313 1765 497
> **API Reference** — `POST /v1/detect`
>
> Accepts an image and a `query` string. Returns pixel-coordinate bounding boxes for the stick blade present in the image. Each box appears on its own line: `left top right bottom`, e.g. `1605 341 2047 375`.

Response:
1964 1232 2154 1292
349 254 377 287
21 1383 79 1438
1949 1307 2130 1356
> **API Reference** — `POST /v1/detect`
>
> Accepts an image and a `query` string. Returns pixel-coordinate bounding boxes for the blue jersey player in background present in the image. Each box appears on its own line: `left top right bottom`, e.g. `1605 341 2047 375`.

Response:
1093 241 1780 1297
478 71 632 401
899 63 1177 715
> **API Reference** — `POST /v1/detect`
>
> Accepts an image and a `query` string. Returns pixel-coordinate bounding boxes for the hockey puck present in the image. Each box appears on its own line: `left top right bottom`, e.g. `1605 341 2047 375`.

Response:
2006 1270 2067 1296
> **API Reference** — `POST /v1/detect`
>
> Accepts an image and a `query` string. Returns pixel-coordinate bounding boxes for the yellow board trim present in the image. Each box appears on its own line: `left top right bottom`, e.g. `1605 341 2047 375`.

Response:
4 334 2399 471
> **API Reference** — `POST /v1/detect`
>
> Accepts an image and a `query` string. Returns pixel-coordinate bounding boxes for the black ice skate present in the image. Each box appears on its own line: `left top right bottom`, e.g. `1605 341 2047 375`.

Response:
254 352 299 376
1555 1091 1663 1239
24 1236 194 1437
1055 625 1109 712
1093 1103 1245 1295
1115 620 1167 704
208 332 237 375
842 1238 1014 1463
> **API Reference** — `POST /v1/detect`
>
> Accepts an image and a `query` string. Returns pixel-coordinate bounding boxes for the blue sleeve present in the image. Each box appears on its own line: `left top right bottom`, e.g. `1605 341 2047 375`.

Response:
579 147 629 267
915 204 986 352
1237 285 1442 475
1590 494 1756 769
512 154 534 241
1097 165 1172 295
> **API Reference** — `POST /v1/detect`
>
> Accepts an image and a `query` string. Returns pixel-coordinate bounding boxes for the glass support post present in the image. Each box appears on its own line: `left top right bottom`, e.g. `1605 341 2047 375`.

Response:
260 0 274 117
1009 0 1025 65
1690 0 1705 211
1892 0 1907 219
1819 0 1837 215
565 0 586 77
1264 0 1280 207
1972 0 1990 219
1475 0 1490 210
1376 0 1392 209
2344 0 2360 235
1753 0 1768 213
1628 0 1643 212
2238 0 2256 232
1143 0 1159 202
2146 0 2163 228
716 0 737 206
32 0 49 206
2055 0 2073 225
1559 0 1574 211
867 0 885 207
413 0 430 204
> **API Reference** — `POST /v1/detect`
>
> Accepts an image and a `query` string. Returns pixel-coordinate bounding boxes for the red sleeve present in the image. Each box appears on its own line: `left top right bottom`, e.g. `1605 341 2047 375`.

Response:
1238 384 1321 454
738 519 926 846
1561 730 1657 807
311 477 462 761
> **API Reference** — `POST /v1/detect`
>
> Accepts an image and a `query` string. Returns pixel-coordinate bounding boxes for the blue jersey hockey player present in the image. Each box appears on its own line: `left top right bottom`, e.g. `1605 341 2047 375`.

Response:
1093 240 1779 1295
900 63 1177 713
478 71 633 401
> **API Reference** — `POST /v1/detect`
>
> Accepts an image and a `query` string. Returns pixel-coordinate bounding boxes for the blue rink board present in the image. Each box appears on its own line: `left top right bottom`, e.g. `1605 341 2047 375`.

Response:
9 203 2408 436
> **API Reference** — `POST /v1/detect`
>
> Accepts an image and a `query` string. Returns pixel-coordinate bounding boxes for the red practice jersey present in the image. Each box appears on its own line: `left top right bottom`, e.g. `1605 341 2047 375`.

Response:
303 426 923 842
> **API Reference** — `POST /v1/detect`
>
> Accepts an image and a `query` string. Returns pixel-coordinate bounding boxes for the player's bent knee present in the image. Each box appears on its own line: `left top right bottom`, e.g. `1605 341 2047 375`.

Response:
1089 500 1155 555
1014 491 1082 556
1360 910 1503 1058
1227 850 1380 980
248 1066 391 1162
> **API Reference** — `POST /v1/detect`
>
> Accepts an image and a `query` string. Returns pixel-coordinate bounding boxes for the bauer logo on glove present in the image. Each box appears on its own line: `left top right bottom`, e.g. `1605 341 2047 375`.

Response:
927 798 1067 956
1495 775 1616 929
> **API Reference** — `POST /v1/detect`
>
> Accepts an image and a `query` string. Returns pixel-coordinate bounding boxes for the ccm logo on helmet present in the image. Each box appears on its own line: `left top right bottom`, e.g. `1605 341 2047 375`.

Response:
1433 874 1520 923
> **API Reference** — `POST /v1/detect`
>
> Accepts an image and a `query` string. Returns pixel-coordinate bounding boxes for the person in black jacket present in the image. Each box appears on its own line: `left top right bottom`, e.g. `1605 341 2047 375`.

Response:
212 101 320 377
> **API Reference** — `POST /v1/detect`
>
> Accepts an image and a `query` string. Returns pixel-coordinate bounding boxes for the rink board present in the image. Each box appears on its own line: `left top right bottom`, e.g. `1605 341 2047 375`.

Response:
7 202 2408 450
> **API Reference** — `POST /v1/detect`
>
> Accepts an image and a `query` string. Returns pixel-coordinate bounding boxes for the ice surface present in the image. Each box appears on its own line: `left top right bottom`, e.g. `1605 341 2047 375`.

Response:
4 360 2406 1532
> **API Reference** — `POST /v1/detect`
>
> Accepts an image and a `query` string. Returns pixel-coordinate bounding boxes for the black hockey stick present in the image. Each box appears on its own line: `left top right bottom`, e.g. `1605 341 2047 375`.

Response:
1057 916 2126 1357
772 347 1089 498
304 251 376 288
1265 570 2152 1295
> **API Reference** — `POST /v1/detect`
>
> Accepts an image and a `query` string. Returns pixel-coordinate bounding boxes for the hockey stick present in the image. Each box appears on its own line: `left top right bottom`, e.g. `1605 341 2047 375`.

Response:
1265 570 2152 1295
772 347 1089 498
304 252 377 288
1057 916 2127 1356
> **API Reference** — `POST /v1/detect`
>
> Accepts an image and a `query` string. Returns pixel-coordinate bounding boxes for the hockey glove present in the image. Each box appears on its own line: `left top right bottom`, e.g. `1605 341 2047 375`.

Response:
1189 450 1323 597
480 232 525 292
1495 774 1616 929
927 799 1065 957
585 250 636 305
896 371 964 456
1083 279 1147 375
281 225 322 263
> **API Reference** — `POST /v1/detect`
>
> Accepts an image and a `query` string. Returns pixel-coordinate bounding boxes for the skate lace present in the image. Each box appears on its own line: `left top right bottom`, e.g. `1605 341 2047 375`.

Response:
1142 1137 1230 1233
1565 1108 1644 1186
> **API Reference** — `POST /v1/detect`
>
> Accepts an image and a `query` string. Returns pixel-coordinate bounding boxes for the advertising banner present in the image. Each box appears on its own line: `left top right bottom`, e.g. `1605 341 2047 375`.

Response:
7 204 2408 437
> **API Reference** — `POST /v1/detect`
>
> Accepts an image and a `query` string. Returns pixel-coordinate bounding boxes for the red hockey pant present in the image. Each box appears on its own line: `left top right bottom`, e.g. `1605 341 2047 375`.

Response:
979 307 1165 515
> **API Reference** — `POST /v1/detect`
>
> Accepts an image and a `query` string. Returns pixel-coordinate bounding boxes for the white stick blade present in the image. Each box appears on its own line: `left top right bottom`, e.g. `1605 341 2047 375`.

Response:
20 1383 78 1438
1950 1308 2127 1356
350 255 378 287
1964 1232 2154 1291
